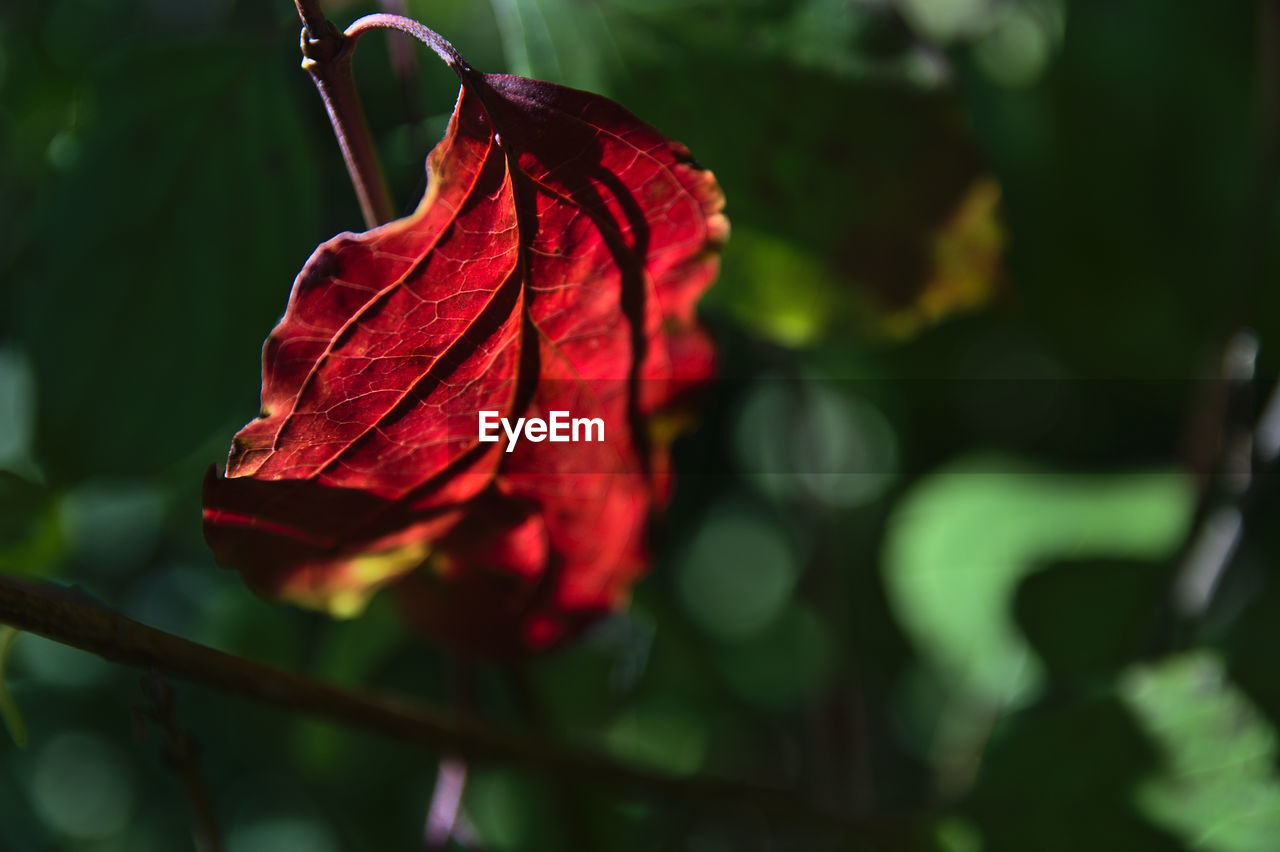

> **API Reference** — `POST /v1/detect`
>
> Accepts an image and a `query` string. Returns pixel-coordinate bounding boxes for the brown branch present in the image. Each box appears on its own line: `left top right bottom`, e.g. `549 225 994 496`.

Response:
0 575 906 845
294 0 395 227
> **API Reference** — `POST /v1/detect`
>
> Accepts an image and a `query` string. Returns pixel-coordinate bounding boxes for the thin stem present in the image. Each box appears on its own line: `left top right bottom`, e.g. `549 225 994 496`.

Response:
294 1 395 227
0 575 902 843
344 14 472 75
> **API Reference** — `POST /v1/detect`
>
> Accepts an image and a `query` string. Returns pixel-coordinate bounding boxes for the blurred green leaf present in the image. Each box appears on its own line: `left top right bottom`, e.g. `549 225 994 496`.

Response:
1121 652 1280 852
884 457 1193 709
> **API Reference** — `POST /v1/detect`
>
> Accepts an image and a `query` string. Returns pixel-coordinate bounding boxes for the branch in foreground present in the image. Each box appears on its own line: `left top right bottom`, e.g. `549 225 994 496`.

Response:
0 576 904 845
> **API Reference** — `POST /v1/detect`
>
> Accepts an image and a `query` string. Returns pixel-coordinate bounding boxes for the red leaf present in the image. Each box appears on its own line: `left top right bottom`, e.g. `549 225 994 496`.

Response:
203 69 726 657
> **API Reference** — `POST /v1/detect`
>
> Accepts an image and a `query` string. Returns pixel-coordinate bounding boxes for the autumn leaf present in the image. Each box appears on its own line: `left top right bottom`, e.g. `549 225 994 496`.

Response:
203 42 727 658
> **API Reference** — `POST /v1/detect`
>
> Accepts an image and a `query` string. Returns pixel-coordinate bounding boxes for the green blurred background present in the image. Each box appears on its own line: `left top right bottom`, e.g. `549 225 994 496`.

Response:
3 0 1280 849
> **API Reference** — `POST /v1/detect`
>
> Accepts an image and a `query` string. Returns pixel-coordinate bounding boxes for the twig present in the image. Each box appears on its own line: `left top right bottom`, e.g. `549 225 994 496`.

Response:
294 0 395 227
0 576 904 844
137 672 223 852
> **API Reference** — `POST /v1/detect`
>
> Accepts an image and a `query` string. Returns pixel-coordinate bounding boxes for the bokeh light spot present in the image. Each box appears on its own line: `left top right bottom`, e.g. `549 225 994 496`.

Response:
30 731 135 840
974 3 1057 88
734 378 897 508
675 500 798 641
